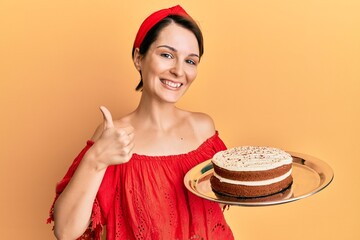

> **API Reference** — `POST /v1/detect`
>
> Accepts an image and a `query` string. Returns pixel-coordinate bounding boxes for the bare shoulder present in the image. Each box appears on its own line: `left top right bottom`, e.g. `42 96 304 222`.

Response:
187 111 216 140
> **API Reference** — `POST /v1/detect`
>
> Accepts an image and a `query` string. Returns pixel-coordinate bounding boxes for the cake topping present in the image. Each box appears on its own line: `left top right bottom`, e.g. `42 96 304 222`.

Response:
212 146 292 171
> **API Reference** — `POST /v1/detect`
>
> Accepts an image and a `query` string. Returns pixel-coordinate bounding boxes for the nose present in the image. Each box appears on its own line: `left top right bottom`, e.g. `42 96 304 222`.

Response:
169 60 184 77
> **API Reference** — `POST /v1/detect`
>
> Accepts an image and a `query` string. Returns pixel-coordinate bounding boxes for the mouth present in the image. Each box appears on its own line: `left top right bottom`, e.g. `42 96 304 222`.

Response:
160 79 183 89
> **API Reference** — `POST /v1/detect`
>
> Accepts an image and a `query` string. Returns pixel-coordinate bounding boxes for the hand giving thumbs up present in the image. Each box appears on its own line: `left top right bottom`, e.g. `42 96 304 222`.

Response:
86 106 135 170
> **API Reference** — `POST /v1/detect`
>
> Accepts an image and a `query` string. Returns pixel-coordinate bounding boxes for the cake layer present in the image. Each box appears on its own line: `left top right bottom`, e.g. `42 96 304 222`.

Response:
213 169 292 186
212 146 292 171
210 175 293 198
213 184 293 202
213 163 292 181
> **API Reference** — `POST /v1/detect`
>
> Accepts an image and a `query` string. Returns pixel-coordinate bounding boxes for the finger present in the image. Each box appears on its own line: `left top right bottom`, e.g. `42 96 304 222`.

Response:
127 131 135 141
124 142 135 157
116 130 134 146
121 133 135 147
117 125 135 136
100 106 114 129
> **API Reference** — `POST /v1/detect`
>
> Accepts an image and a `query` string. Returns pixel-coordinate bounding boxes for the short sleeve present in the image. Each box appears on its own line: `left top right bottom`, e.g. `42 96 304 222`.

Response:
212 132 227 153
47 140 116 240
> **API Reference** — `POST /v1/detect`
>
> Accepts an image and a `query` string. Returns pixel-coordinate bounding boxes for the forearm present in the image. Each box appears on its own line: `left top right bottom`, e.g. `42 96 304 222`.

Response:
53 153 106 239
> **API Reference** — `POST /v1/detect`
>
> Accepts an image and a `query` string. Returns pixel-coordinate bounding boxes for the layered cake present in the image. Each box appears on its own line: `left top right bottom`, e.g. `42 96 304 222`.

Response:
210 146 293 198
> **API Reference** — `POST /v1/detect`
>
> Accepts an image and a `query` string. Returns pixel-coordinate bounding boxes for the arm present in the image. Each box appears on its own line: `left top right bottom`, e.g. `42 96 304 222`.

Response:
53 151 106 239
53 106 134 239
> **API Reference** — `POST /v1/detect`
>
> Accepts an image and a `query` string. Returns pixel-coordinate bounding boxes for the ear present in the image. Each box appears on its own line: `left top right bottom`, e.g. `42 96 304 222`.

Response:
133 48 142 71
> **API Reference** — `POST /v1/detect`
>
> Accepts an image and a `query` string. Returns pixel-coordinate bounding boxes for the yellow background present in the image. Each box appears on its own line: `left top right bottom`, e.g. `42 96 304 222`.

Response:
1 0 359 239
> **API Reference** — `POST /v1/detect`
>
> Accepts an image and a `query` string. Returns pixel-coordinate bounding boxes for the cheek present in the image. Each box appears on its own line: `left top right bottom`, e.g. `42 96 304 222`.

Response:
147 59 170 77
187 69 198 83
141 63 159 80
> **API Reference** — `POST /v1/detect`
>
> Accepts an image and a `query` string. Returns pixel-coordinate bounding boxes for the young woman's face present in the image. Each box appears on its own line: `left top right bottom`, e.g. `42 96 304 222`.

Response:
137 23 200 103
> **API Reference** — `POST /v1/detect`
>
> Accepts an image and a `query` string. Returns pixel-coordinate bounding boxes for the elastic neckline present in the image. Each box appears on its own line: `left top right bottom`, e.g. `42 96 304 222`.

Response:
87 131 219 161
132 131 219 160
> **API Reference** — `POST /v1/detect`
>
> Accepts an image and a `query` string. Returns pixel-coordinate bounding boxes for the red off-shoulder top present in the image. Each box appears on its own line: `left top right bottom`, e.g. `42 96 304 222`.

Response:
48 132 234 240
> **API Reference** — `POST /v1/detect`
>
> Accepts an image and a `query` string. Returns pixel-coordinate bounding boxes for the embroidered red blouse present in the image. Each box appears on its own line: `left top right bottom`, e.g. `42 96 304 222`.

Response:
48 132 234 240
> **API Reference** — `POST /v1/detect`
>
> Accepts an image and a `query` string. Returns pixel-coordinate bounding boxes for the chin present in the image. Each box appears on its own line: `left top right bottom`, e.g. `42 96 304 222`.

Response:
160 92 185 103
163 97 180 104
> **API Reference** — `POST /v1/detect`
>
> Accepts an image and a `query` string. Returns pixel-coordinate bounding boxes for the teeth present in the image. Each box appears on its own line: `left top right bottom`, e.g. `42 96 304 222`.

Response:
163 80 182 88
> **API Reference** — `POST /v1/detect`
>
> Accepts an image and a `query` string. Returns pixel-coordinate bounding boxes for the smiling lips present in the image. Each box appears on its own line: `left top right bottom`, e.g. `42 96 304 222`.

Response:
161 79 183 89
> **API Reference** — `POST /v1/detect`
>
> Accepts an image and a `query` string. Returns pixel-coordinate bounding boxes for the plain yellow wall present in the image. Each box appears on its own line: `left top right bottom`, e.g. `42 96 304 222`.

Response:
1 0 359 239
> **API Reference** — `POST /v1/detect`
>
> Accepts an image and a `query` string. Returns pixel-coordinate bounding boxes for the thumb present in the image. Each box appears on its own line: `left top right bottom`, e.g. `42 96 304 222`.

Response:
100 106 114 129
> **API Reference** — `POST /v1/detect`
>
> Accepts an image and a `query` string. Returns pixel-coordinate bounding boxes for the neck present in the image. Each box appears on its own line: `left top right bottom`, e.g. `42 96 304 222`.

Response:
134 92 180 131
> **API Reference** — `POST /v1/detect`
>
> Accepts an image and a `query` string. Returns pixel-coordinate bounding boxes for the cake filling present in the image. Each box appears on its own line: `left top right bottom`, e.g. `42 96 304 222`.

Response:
213 169 292 186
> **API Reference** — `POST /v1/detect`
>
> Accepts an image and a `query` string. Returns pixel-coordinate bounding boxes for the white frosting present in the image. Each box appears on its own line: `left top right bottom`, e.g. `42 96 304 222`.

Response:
212 146 292 171
213 169 292 186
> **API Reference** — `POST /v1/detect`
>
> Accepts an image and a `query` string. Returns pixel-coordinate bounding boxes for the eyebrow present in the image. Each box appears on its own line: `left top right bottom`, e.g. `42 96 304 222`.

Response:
156 45 200 58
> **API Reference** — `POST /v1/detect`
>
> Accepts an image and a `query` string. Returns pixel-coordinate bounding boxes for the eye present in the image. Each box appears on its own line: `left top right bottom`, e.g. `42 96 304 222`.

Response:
186 59 197 66
160 53 173 59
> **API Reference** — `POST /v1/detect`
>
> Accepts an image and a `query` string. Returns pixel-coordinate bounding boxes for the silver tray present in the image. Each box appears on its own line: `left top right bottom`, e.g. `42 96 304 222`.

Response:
184 151 334 206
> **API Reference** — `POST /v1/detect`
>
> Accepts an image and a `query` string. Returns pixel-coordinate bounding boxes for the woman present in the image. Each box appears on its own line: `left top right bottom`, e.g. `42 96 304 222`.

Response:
48 5 234 240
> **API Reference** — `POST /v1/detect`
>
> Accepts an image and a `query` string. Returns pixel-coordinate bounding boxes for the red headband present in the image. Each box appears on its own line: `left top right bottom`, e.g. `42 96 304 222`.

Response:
133 5 192 49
